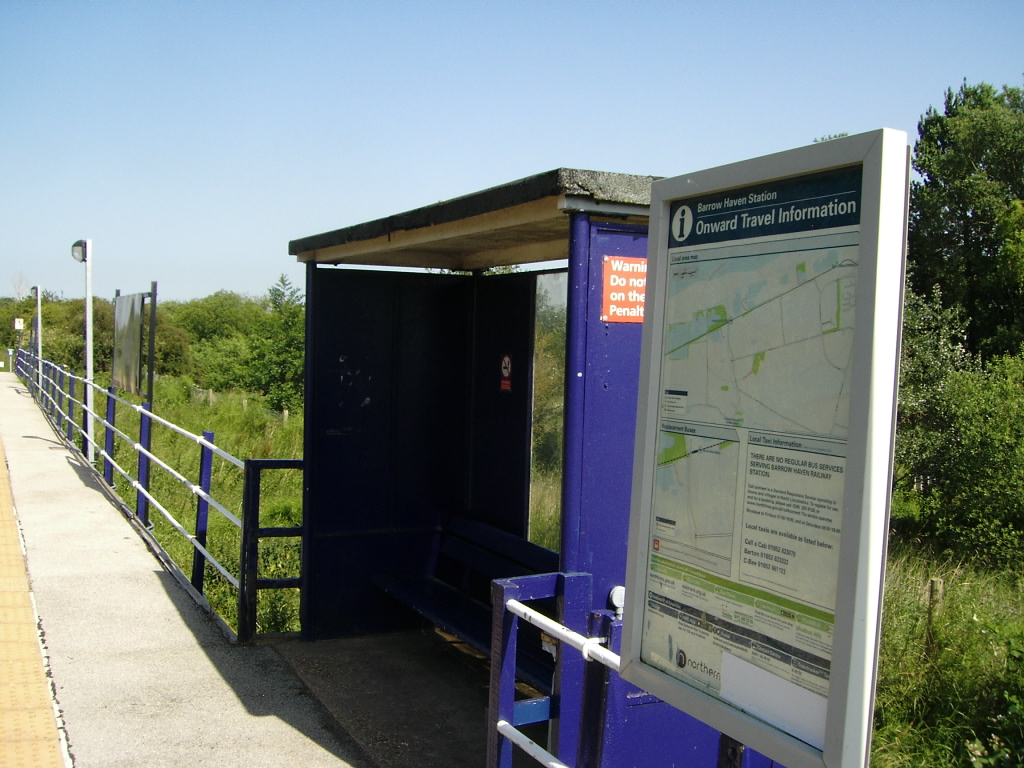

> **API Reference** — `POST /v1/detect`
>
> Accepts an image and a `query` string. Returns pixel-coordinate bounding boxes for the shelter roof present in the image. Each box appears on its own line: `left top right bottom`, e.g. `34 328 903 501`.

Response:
288 168 657 271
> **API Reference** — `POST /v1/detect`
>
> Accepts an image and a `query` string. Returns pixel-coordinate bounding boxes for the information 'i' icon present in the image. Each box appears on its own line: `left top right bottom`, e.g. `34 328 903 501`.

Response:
672 204 693 242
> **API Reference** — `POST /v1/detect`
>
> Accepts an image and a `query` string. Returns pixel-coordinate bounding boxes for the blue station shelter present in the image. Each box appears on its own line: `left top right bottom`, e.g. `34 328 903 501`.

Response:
288 169 779 768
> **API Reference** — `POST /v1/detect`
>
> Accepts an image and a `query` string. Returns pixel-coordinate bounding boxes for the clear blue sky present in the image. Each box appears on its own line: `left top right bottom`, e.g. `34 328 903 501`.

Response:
2 1 1021 302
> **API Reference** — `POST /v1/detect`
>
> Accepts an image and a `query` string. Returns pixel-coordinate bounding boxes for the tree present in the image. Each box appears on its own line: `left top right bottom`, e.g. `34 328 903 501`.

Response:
894 278 977 492
247 275 305 411
0 295 36 351
161 291 266 391
162 291 265 344
908 80 1024 357
913 353 1024 569
152 322 193 378
35 297 113 374
10 273 29 301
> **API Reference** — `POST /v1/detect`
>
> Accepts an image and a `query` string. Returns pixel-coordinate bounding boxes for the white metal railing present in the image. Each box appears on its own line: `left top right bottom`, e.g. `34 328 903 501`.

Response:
16 351 245 590
505 599 621 671
495 720 570 768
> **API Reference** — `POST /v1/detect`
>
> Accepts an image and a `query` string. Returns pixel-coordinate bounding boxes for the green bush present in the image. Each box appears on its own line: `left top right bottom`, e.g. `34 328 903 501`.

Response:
968 691 1024 767
913 354 1024 569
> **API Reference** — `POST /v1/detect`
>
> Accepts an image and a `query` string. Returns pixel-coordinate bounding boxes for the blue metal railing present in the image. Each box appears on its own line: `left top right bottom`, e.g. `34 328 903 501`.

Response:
488 572 594 768
13 348 300 642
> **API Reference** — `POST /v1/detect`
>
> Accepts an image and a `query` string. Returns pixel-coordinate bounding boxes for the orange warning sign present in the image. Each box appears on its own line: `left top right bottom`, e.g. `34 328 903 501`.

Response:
601 255 647 323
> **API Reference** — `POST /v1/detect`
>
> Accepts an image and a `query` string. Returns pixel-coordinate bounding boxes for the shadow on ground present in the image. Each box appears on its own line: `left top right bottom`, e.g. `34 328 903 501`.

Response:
274 629 497 768
153 569 378 767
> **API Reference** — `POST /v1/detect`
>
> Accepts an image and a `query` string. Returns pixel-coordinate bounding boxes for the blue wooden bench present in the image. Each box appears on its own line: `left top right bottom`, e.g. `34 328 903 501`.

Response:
376 515 560 691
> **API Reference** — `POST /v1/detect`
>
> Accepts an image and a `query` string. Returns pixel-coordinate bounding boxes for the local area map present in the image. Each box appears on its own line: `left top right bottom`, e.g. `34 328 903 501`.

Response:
643 228 858 703
655 230 856 580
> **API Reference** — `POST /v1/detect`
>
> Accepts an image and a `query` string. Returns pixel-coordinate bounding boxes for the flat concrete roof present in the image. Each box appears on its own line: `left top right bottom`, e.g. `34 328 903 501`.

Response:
288 168 657 271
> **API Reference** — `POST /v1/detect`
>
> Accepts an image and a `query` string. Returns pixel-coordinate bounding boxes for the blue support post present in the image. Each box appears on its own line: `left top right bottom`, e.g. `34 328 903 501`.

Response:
238 459 261 643
103 386 116 486
49 363 56 416
67 375 76 442
136 402 152 525
562 211 591 574
577 611 615 767
80 380 89 457
549 572 592 765
56 370 65 433
44 362 52 414
191 431 215 594
488 577 523 768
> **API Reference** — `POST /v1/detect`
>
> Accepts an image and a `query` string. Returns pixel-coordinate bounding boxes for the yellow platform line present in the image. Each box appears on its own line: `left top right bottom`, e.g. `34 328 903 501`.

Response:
0 438 67 768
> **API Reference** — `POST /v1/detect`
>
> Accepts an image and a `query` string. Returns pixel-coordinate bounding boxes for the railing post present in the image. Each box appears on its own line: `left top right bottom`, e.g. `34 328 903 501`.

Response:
191 431 215 594
488 578 520 768
136 402 152 526
550 572 592 766
43 362 51 414
103 386 117 486
238 460 261 643
56 370 65 433
80 379 90 458
48 362 56 416
578 611 616 767
67 374 76 442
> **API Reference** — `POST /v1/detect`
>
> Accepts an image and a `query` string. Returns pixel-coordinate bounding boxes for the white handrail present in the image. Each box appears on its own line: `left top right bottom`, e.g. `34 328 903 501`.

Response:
505 599 621 672
495 721 569 768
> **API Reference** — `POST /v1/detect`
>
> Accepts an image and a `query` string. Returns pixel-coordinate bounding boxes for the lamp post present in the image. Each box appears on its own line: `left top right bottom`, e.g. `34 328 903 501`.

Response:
71 240 94 463
32 286 42 389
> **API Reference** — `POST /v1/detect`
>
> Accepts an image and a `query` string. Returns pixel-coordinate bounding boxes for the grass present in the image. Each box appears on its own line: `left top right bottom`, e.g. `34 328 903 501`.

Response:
529 467 561 552
873 546 1024 766
100 377 304 635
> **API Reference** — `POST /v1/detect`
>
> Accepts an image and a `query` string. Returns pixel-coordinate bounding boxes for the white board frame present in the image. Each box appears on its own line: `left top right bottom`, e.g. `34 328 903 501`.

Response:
620 129 909 768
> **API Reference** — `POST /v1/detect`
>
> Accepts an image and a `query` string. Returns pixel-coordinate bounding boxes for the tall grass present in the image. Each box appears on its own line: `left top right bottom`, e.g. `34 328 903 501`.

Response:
528 467 561 552
873 546 1024 766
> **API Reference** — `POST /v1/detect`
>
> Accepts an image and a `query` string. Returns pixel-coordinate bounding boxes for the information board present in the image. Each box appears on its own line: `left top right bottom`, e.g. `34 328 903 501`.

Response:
621 130 909 768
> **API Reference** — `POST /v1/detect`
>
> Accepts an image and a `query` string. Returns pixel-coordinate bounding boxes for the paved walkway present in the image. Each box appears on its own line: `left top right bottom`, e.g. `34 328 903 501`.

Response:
0 372 363 768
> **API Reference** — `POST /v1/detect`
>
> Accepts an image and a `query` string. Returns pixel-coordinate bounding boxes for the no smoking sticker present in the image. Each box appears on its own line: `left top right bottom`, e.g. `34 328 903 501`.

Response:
500 354 512 391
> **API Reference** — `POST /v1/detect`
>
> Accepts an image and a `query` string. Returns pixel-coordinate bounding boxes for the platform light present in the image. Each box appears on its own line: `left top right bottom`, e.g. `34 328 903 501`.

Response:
71 239 94 463
71 240 88 263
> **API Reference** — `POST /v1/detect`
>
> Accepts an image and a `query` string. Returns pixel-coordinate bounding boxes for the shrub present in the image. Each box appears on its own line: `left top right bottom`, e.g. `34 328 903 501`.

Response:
914 354 1024 568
